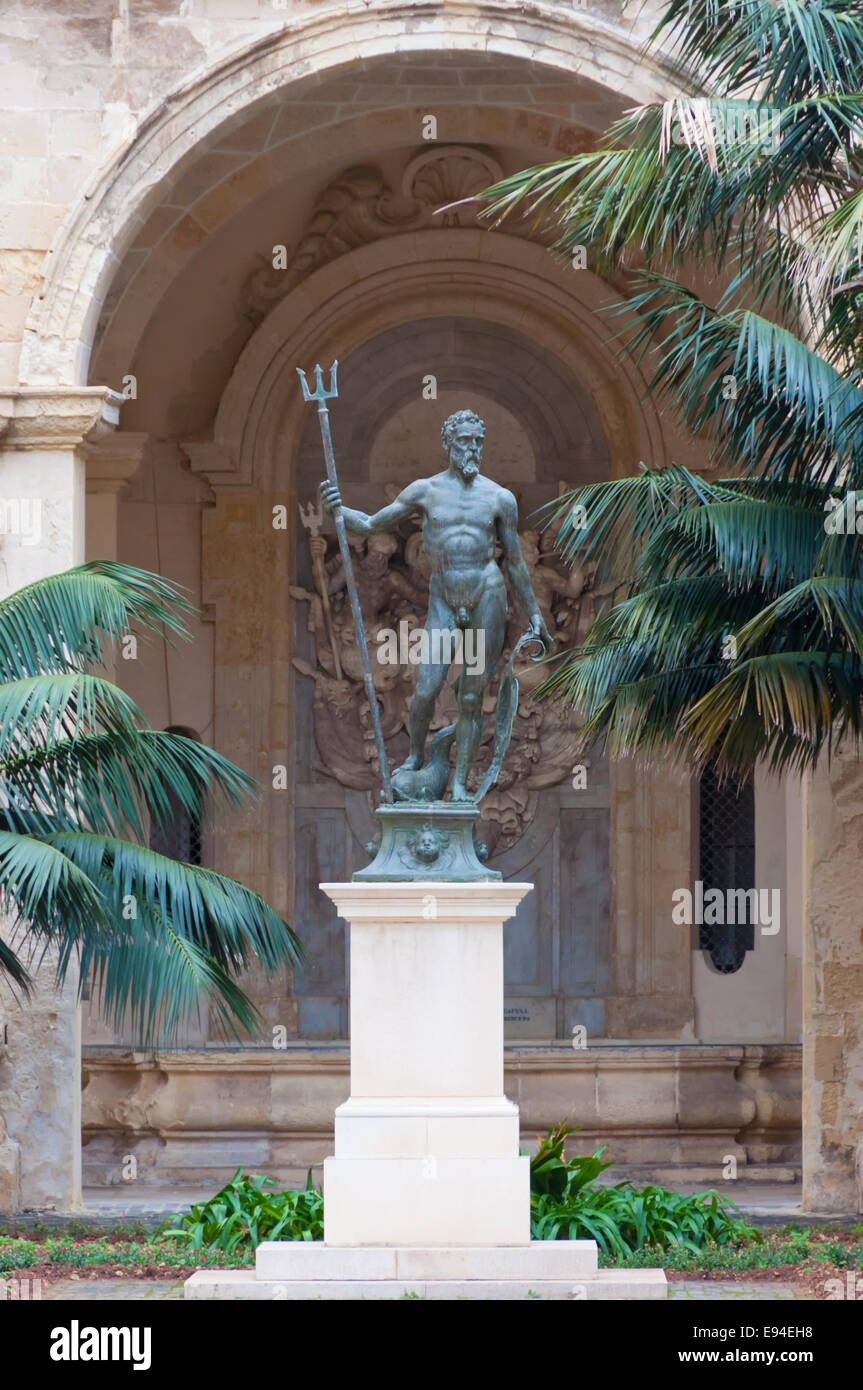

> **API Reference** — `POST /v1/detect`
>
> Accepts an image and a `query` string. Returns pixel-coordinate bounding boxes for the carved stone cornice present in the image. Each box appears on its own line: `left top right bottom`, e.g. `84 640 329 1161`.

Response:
241 145 511 325
82 430 149 494
181 440 248 489
0 387 122 451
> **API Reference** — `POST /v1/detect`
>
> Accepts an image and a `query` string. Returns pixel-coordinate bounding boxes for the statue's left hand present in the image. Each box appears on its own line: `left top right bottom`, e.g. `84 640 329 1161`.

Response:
527 612 553 655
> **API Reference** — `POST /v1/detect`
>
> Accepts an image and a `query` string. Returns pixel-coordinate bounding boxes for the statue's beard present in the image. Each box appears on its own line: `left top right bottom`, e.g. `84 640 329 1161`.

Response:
456 458 480 480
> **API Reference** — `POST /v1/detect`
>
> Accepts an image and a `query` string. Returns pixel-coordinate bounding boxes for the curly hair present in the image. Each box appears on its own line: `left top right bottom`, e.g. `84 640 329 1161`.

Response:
441 409 485 452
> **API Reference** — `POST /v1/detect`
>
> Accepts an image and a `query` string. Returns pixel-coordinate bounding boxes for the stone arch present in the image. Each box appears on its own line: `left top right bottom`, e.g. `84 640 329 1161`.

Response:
87 108 595 401
321 316 607 488
203 230 667 494
19 1 685 386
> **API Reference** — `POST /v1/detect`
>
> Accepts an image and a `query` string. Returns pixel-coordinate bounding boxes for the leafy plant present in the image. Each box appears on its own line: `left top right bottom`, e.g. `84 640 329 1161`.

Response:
528 1124 760 1257
529 1120 614 1200
161 1128 758 1262
533 465 863 777
163 1168 324 1255
0 561 304 1045
0 1238 38 1272
5 1222 858 1278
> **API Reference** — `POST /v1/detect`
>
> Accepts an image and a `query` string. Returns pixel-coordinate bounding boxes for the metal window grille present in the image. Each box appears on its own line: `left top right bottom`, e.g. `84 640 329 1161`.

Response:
149 791 202 866
698 763 755 974
149 727 203 866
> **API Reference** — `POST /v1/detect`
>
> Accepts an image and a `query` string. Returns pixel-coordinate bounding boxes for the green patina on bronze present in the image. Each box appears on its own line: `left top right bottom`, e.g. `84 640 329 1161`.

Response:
353 802 499 883
301 364 550 880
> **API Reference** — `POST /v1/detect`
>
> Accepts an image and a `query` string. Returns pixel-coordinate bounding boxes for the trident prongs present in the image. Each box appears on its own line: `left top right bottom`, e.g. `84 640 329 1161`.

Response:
296 361 339 404
297 357 393 802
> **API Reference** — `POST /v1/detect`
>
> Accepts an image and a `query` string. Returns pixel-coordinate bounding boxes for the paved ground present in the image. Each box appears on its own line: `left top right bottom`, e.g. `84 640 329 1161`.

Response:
32 1277 803 1300
7 1180 844 1234
670 1281 801 1300
10 1178 850 1234
78 1181 806 1218
658 1183 805 1222
41 1279 186 1300
70 1181 813 1225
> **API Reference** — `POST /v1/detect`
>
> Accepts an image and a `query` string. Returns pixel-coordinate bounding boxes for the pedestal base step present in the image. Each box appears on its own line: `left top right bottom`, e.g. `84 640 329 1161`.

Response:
256 1239 598 1280
184 1268 667 1301
184 1243 667 1300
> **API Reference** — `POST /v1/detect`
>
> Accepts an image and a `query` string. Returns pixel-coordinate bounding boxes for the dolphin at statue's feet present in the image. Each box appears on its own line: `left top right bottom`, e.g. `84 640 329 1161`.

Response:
392 725 456 803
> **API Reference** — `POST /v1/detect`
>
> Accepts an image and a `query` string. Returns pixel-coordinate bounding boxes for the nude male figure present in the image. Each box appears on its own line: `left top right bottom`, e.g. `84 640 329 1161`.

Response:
321 408 551 801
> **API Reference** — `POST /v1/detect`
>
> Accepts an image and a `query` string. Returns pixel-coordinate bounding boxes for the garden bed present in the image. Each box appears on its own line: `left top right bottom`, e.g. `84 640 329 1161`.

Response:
3 1224 861 1298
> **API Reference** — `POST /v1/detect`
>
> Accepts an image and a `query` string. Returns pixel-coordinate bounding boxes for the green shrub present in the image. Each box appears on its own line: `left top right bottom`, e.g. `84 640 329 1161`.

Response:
161 1123 761 1261
0 1238 38 1272
528 1122 760 1258
811 1239 854 1267
164 1168 324 1255
0 1232 243 1272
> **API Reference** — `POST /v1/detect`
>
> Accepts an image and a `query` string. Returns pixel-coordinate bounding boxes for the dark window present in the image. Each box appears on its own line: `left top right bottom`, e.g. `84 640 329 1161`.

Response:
149 792 202 865
148 726 202 866
698 763 755 974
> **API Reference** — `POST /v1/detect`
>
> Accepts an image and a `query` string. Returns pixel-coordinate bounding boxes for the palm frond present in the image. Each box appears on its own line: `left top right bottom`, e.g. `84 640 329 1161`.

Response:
681 650 863 775
0 562 193 680
11 831 306 1047
0 560 303 1047
1 728 255 840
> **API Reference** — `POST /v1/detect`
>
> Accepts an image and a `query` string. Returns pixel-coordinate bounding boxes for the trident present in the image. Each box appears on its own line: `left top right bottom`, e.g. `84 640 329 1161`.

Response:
296 361 393 803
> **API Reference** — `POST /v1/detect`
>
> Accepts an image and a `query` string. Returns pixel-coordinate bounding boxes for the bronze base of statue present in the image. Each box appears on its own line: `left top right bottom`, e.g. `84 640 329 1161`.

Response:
354 802 500 883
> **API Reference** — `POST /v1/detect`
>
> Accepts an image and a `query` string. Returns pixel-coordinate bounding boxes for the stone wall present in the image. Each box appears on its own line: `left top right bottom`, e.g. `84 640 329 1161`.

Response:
0 389 119 1213
81 1043 801 1190
803 749 863 1212
0 953 82 1211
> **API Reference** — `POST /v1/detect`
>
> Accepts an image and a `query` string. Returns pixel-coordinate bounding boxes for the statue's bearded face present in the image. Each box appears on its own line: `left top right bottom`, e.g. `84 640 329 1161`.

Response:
448 423 485 480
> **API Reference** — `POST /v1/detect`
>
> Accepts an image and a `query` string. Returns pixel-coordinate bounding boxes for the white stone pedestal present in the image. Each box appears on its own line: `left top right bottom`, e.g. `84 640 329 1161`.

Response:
324 881 530 1246
185 880 666 1299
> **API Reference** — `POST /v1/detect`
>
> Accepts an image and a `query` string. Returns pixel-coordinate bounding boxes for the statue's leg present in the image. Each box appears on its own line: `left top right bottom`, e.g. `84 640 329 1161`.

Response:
398 594 453 772
451 586 506 800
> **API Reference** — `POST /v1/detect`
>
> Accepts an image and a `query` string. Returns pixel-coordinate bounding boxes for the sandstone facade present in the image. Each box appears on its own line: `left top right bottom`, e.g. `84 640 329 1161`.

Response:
0 1 856 1212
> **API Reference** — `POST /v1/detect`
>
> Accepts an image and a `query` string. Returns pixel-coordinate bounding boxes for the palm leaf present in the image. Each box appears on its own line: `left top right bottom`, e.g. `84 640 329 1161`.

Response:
0 562 194 679
1 728 254 840
0 560 304 1047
